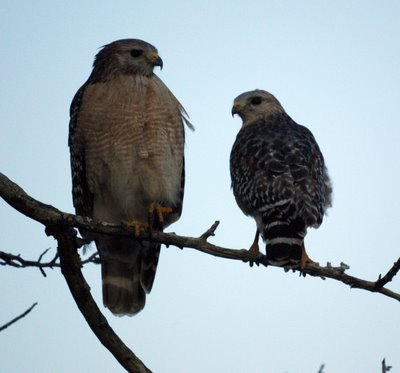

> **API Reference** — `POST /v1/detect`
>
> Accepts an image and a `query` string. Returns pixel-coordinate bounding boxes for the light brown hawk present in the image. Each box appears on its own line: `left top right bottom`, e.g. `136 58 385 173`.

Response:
230 90 332 268
68 39 191 315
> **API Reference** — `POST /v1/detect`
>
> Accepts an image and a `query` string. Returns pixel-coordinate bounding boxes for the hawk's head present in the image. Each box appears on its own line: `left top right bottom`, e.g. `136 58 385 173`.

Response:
232 89 285 127
92 39 163 80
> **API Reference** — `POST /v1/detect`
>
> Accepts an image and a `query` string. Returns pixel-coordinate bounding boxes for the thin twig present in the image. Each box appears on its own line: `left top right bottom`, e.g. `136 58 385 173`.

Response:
0 249 99 273
375 258 400 289
199 220 220 241
382 358 392 372
0 303 38 332
37 248 51 263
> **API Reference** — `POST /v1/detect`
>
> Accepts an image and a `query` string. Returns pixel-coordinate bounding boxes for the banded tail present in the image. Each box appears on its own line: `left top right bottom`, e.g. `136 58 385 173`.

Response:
96 236 160 316
263 219 306 267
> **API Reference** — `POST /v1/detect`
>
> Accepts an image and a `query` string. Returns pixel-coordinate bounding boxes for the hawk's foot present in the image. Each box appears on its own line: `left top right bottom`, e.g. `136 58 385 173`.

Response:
248 230 260 266
299 242 315 271
148 203 172 227
123 220 149 237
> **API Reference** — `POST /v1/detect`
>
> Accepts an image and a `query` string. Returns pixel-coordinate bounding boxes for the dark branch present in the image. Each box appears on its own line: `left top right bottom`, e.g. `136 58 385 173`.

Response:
1 171 400 372
0 171 399 303
150 229 400 302
375 258 400 289
382 358 392 372
0 303 38 332
47 225 151 373
0 248 99 276
199 220 220 240
0 172 150 373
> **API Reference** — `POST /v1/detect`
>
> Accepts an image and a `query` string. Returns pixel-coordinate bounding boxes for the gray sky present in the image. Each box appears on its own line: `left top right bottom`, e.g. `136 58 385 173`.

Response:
1 1 400 372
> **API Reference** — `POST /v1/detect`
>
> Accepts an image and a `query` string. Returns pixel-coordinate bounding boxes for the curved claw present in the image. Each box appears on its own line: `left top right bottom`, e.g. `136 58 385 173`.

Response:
148 203 172 227
123 220 149 237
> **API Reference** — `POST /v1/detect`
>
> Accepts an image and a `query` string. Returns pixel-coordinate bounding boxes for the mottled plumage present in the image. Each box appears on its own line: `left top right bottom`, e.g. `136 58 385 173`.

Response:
230 90 332 267
69 39 190 315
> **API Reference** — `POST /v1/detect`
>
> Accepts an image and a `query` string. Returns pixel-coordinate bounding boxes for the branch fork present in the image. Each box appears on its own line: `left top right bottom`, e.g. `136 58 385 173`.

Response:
1 171 399 372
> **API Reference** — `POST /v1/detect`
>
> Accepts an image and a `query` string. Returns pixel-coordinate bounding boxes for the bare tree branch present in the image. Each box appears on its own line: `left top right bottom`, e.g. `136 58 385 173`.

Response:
0 172 151 372
0 303 38 332
47 224 151 373
1 171 400 371
1 172 399 301
0 248 99 276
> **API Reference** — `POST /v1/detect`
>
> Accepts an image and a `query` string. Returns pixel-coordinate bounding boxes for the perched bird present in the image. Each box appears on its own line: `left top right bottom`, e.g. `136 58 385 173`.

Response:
69 39 191 315
230 89 332 268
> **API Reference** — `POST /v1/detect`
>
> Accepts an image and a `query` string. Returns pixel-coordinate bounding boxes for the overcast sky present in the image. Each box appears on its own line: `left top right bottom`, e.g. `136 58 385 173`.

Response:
1 1 400 372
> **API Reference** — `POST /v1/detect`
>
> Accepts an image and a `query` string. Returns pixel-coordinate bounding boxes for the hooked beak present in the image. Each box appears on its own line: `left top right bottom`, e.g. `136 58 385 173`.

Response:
151 53 163 70
231 102 241 117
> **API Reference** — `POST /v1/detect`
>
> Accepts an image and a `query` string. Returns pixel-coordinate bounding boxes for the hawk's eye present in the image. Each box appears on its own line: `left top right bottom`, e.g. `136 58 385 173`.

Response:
251 96 262 105
130 49 143 58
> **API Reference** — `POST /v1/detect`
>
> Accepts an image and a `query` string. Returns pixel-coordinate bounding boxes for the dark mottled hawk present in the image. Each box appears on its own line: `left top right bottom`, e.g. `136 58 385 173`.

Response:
230 89 332 268
68 39 191 315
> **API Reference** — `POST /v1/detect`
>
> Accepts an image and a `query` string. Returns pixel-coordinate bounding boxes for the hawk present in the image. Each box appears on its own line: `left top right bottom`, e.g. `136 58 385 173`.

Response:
230 89 332 268
68 39 191 315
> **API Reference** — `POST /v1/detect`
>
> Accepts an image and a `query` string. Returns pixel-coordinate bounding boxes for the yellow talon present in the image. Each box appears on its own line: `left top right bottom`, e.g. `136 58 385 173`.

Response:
299 242 315 270
123 220 149 237
148 203 173 225
248 230 260 261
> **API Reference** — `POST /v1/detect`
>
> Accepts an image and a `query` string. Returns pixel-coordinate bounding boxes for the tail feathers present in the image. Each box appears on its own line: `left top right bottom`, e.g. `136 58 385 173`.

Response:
97 236 159 316
140 243 161 294
264 219 306 267
102 256 145 316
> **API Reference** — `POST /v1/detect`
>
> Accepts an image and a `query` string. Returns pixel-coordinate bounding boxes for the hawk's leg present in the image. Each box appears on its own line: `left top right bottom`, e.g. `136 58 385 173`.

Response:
123 220 149 237
248 230 260 261
300 242 315 270
148 203 173 229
